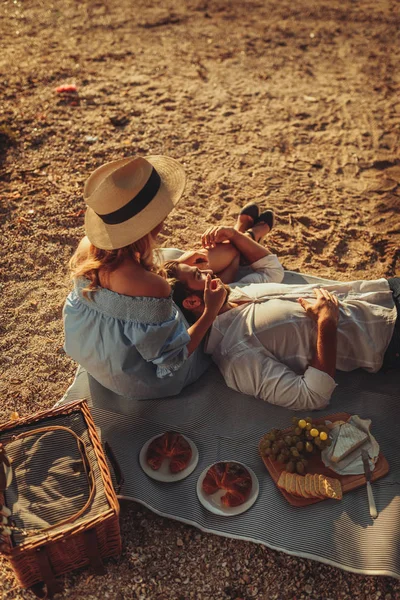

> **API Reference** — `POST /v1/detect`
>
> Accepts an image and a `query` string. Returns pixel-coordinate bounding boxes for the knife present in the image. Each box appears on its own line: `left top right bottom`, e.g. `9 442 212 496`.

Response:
361 449 378 519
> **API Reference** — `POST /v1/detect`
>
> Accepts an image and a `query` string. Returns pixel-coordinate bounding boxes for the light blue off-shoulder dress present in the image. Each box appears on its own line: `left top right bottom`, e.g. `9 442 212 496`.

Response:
63 278 211 400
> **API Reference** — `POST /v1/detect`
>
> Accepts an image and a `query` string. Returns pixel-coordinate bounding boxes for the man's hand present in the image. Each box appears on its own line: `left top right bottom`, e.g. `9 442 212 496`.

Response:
203 274 227 316
298 288 339 325
299 288 339 379
177 250 208 266
201 226 236 249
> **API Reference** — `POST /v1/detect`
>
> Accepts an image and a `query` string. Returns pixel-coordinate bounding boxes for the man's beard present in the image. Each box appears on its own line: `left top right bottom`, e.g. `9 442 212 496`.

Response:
222 283 231 303
203 276 231 306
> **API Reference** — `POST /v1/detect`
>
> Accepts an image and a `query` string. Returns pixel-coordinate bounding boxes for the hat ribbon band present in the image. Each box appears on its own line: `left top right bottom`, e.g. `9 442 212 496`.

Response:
96 168 161 225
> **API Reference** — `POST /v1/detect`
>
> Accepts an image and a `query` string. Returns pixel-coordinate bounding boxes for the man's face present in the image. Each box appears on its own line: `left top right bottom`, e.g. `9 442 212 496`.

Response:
175 263 214 291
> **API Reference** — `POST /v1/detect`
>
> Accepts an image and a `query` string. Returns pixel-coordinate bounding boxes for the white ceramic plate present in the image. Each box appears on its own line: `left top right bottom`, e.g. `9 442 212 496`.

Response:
196 461 259 517
139 433 199 482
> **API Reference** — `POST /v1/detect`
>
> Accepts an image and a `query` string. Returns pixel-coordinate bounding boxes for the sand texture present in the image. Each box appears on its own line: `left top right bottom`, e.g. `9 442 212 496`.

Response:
1 0 399 598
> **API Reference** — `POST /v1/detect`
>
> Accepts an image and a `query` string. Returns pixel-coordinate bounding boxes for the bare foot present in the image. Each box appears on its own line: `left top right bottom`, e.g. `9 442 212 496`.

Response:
247 221 271 242
235 213 254 233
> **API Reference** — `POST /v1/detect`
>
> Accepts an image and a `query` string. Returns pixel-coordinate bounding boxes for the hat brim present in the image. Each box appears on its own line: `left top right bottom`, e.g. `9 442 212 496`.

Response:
85 155 186 250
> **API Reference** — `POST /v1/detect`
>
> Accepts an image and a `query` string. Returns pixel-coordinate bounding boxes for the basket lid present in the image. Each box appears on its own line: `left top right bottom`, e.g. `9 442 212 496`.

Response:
5 427 93 543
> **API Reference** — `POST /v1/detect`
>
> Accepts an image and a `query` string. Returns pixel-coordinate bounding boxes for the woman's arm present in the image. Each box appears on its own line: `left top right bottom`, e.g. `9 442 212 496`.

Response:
186 275 227 355
186 312 218 356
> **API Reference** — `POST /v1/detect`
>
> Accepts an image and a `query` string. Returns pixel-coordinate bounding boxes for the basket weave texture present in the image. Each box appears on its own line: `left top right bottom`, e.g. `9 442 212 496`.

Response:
0 400 121 593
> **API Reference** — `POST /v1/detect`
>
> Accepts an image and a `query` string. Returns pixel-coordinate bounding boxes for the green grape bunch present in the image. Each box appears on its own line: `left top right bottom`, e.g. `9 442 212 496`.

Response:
259 416 332 475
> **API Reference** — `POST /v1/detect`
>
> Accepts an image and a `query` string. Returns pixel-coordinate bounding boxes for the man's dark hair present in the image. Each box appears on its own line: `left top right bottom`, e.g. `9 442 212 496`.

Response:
163 259 181 279
169 277 201 324
164 259 202 324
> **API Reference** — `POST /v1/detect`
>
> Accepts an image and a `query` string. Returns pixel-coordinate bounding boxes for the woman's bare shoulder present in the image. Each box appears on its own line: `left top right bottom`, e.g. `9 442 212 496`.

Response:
107 264 171 298
73 236 91 264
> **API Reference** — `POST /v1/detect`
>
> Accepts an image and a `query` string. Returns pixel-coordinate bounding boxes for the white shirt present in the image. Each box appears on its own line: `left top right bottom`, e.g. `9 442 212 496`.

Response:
206 256 397 411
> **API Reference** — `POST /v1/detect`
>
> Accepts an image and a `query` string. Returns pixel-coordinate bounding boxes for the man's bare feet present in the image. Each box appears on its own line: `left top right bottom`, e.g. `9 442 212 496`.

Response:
236 213 254 233
247 220 271 242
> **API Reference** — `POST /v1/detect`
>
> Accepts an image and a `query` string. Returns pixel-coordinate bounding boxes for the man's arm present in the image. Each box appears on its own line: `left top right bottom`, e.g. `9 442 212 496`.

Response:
311 319 337 378
202 226 270 265
212 287 339 410
202 225 284 284
217 253 240 283
215 346 336 411
298 288 339 379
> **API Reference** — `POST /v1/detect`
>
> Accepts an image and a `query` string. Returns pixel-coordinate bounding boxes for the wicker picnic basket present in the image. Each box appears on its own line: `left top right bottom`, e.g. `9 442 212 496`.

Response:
0 400 122 598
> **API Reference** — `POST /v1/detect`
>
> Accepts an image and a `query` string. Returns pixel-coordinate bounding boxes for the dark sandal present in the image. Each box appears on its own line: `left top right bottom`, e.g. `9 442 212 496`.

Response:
239 202 259 222
255 209 275 231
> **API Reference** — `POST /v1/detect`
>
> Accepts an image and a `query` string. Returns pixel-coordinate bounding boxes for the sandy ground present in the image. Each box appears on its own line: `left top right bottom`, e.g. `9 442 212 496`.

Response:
1 0 400 598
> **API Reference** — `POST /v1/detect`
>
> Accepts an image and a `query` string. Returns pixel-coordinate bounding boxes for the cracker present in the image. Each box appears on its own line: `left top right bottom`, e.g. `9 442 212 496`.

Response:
305 473 313 497
277 471 287 490
319 474 343 500
291 474 302 497
283 472 294 496
311 474 325 498
289 474 299 496
298 475 312 498
295 475 304 498
317 474 328 498
284 473 294 495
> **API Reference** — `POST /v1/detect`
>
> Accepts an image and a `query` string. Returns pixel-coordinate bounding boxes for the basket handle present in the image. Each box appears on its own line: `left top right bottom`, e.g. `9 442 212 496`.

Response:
83 528 105 575
104 442 125 494
4 426 96 534
0 444 13 492
29 547 63 599
29 529 105 598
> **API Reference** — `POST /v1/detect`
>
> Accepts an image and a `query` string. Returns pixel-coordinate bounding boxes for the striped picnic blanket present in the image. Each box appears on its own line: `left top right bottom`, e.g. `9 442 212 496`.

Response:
59 270 400 579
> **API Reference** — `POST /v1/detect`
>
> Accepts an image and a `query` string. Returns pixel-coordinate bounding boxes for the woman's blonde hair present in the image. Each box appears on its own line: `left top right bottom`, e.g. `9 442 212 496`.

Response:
70 234 165 297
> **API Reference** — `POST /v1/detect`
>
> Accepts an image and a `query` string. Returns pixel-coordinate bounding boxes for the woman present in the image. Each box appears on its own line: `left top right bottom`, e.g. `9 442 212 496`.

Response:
63 155 227 401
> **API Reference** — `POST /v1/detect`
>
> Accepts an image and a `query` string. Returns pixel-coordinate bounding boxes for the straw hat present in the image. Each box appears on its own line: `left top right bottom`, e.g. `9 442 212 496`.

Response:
84 155 186 250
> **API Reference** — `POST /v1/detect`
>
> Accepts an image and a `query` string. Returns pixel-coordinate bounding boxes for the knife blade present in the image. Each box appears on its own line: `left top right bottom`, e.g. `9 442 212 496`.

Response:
361 449 378 519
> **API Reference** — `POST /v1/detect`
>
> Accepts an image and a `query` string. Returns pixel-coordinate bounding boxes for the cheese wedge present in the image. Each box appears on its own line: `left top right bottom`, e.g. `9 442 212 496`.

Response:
330 422 368 463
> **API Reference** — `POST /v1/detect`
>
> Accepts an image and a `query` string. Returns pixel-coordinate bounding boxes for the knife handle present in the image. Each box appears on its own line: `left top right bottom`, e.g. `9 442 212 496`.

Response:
367 482 378 519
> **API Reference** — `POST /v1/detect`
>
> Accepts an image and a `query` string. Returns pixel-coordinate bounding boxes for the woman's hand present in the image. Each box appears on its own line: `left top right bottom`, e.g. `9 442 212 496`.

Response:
186 275 228 356
203 274 227 316
298 288 339 325
201 226 236 249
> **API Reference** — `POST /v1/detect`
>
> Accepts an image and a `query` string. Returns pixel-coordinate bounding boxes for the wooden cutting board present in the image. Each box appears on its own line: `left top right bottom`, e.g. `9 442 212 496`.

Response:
259 412 389 507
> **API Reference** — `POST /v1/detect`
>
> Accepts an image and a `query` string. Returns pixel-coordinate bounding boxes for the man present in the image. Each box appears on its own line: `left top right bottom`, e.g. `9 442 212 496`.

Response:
166 226 399 411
